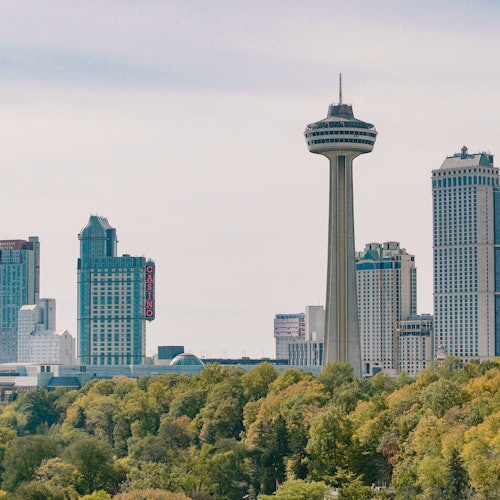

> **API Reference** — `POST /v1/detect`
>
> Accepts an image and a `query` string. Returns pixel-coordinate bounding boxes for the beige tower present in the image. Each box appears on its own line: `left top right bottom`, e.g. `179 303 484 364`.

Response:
304 82 377 376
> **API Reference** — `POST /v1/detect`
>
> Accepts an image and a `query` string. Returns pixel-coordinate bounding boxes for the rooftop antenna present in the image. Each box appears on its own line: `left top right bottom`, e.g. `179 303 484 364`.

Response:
339 73 343 105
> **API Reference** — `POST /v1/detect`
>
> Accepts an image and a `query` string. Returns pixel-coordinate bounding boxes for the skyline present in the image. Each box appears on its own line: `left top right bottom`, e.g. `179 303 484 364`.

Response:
2 1 500 358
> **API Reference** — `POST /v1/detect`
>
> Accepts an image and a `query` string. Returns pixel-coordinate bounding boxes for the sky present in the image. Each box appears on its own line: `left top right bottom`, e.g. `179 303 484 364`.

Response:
1 0 500 359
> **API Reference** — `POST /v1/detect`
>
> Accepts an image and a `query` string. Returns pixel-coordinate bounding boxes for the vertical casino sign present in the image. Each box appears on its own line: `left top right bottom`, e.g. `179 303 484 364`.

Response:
145 262 155 321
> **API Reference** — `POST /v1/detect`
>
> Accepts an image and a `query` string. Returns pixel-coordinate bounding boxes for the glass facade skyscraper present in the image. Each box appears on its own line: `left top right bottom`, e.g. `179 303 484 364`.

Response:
77 216 155 365
432 147 500 362
0 237 40 363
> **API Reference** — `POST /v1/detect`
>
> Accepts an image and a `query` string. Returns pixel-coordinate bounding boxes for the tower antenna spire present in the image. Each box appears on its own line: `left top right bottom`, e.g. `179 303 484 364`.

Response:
339 73 343 105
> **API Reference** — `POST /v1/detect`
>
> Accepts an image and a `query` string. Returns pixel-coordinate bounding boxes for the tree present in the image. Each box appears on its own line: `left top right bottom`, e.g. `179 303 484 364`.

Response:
13 480 66 500
198 380 245 444
422 379 468 418
443 448 470 500
268 369 313 394
208 439 250 500
63 437 119 495
113 491 190 500
122 461 175 492
128 416 192 464
252 415 288 495
241 363 278 401
462 411 500 498
33 457 81 497
259 479 328 499
338 477 372 500
2 435 58 491
168 389 207 420
193 363 240 389
84 395 118 446
79 492 111 500
306 406 352 481
17 389 60 433
317 362 356 395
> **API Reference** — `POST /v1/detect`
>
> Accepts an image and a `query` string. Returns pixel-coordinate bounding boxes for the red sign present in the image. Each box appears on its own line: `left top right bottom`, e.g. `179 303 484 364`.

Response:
145 262 155 321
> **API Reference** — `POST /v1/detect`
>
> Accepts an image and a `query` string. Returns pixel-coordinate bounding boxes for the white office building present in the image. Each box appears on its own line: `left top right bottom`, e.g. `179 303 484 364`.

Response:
432 147 500 362
356 242 417 376
17 301 75 365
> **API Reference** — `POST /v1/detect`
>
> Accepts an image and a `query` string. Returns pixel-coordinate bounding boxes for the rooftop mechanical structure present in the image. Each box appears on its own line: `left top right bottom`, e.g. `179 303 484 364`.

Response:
304 78 377 376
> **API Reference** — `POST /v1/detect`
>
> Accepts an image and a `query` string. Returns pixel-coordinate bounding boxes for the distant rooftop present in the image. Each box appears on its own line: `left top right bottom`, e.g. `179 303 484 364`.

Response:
170 353 205 367
440 146 494 170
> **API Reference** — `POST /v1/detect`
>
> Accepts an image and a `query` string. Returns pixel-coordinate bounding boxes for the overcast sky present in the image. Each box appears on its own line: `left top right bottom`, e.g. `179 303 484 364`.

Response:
1 0 500 359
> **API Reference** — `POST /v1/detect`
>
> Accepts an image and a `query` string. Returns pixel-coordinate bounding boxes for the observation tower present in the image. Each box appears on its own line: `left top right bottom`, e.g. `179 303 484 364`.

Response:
304 78 377 376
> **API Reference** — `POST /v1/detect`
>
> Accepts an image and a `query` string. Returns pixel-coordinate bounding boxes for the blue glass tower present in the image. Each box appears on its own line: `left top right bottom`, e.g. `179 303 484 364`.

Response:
0 237 40 363
77 216 155 365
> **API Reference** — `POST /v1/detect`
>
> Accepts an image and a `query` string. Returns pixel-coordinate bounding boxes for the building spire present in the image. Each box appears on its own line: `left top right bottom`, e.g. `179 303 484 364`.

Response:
339 73 343 105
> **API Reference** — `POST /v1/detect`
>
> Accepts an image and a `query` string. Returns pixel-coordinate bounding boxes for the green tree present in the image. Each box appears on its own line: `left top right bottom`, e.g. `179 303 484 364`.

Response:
168 389 207 419
241 363 278 401
198 380 245 444
80 492 111 500
122 461 175 492
33 457 81 497
208 439 250 500
259 479 328 499
317 362 356 395
422 379 468 418
84 395 118 446
128 416 192 464
113 490 190 499
338 477 372 500
306 406 352 480
193 363 240 389
17 389 60 433
13 480 66 500
443 448 470 500
250 415 288 495
63 437 119 495
2 435 58 491
269 369 313 394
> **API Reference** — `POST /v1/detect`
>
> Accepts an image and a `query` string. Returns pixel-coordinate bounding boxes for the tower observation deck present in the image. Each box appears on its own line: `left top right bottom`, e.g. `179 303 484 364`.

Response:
304 87 377 377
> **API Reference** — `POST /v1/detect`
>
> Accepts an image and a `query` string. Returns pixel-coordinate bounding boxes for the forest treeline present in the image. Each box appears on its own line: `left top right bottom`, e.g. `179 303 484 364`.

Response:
0 357 498 499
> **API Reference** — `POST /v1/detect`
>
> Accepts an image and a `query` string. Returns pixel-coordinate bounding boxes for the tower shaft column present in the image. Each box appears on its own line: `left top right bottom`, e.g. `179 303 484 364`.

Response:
324 153 362 376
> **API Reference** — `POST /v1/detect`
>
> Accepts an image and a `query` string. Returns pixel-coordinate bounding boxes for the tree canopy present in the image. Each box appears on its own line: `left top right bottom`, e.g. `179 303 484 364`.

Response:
0 359 497 498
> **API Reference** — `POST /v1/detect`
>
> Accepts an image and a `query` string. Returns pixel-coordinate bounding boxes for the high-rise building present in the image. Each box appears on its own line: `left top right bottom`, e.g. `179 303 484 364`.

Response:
17 302 75 365
77 215 155 365
0 237 40 363
274 312 305 360
17 298 56 362
432 147 500 362
356 242 417 376
399 315 433 377
304 81 377 376
275 306 325 365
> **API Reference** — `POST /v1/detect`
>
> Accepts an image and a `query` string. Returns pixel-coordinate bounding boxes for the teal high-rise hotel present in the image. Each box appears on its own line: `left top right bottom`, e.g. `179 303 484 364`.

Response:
77 216 155 365
0 237 40 363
